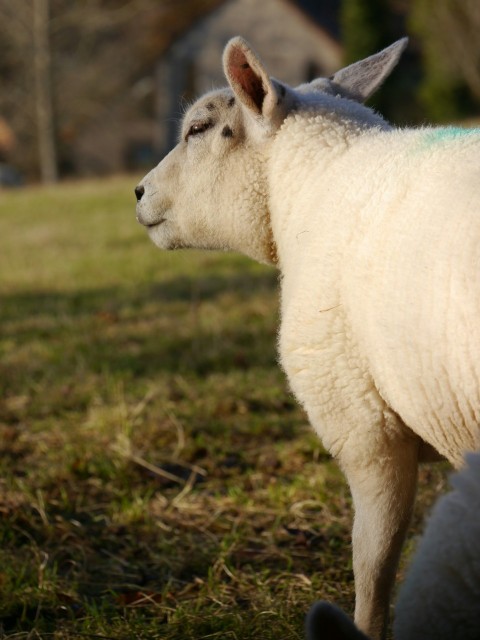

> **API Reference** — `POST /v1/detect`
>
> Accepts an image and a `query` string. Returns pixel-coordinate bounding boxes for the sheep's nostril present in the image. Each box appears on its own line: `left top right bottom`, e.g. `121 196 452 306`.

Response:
135 185 145 202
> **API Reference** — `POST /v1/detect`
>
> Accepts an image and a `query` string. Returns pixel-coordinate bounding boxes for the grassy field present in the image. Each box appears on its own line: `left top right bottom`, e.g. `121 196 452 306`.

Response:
0 177 449 639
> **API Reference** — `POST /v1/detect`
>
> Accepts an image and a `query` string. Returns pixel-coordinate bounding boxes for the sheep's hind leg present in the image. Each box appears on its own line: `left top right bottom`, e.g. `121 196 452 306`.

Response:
340 422 419 640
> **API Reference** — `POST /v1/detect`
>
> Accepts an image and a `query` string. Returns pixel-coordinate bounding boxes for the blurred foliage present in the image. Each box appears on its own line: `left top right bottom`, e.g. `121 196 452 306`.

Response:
341 0 480 124
341 0 392 63
340 0 419 125
409 0 480 123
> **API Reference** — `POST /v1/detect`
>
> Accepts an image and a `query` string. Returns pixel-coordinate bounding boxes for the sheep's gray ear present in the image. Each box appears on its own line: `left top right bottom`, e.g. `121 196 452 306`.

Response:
223 37 278 119
306 602 370 640
330 38 408 103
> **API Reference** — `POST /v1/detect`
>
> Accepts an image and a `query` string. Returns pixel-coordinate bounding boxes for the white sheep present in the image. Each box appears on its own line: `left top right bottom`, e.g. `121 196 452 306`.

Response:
135 36 480 639
306 452 480 640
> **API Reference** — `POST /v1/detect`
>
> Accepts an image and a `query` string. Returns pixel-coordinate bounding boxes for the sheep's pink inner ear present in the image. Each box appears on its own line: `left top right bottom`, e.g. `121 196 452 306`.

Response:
227 48 266 114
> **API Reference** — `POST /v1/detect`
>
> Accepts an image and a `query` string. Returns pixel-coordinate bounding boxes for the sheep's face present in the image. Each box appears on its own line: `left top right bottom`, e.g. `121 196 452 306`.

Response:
135 86 281 264
136 89 237 251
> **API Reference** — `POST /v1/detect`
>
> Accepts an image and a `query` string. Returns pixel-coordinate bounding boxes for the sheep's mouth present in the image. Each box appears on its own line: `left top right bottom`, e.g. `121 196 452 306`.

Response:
146 218 166 228
136 211 167 228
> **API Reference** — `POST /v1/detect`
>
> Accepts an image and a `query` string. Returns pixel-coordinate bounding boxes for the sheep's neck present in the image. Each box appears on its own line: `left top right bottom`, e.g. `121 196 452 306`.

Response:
268 109 388 271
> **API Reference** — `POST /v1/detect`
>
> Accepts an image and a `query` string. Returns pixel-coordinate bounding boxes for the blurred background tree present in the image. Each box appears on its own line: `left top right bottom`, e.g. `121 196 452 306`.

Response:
341 0 480 124
341 0 392 62
340 0 420 124
410 0 480 122
0 0 221 182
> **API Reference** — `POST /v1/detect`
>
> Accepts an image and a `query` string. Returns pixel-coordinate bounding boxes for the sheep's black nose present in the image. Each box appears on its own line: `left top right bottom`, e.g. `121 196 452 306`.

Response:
135 185 145 202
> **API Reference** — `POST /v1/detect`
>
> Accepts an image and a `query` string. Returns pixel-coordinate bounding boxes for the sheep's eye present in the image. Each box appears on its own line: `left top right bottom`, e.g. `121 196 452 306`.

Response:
186 120 213 140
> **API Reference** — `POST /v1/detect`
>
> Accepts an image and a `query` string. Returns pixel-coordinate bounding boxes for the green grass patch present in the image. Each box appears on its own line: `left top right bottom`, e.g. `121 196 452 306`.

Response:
0 177 449 638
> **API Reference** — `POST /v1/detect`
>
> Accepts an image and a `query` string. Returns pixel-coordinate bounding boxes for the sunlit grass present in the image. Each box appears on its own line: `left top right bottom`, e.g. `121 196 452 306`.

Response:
0 177 449 638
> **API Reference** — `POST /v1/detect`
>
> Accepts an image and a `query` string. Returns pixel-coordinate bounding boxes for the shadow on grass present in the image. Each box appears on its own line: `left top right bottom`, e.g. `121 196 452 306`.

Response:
0 270 279 386
1 270 278 317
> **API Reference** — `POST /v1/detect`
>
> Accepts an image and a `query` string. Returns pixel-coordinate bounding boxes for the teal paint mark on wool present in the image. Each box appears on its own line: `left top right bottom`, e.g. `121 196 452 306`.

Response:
422 126 480 148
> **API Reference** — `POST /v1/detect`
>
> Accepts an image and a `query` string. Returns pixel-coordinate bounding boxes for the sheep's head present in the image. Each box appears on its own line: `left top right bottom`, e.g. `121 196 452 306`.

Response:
135 36 407 265
135 37 297 265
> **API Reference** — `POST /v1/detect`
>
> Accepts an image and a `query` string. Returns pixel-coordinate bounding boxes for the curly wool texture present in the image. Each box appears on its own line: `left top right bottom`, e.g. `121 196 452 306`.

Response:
272 118 480 465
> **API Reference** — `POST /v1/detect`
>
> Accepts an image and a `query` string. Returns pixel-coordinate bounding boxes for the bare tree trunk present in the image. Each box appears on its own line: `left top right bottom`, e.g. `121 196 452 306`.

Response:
33 0 58 183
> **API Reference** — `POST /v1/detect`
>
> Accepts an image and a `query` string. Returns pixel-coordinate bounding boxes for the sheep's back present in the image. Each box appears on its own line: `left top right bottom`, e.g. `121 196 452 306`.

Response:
343 129 480 463
270 119 480 463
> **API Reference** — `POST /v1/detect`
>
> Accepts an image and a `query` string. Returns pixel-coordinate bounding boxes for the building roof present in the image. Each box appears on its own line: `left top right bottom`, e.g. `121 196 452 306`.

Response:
161 0 342 59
